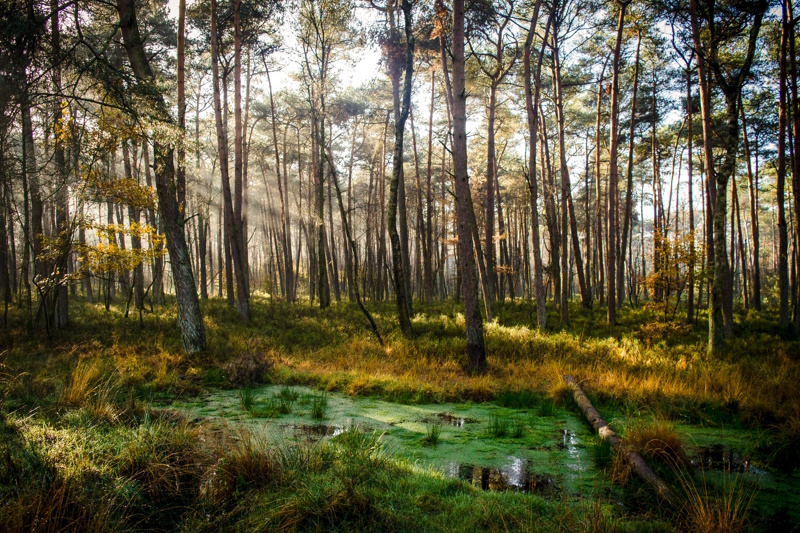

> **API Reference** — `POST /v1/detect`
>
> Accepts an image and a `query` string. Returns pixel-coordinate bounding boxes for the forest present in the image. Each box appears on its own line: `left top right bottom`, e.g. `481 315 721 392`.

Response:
1 0 799 530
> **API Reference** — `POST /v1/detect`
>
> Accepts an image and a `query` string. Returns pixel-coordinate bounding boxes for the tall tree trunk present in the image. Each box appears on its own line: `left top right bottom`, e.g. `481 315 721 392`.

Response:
410 108 426 302
740 101 760 310
176 0 186 212
212 0 248 322
606 1 628 326
786 0 800 330
21 84 39 323
425 71 435 305
326 146 383 344
450 0 485 371
344 122 357 302
778 2 790 328
690 0 764 351
619 30 641 309
116 0 206 352
123 142 144 310
687 61 696 324
0 149 9 324
327 166 341 301
595 57 609 306
232 0 249 319
551 30 587 312
485 82 498 304
199 210 208 299
51 0 69 329
315 115 330 308
387 0 415 335
733 174 748 308
267 68 294 303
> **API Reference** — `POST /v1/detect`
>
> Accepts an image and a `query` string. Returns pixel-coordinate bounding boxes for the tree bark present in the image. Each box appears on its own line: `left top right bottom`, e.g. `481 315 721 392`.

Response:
451 0 486 372
116 0 206 352
267 67 294 303
778 3 790 329
741 101 760 310
690 0 765 351
386 0 415 335
786 0 800 330
51 0 69 329
232 0 249 319
687 61 696 324
606 1 628 326
211 0 248 322
551 29 588 312
619 30 641 309
563 375 672 500
177 0 186 212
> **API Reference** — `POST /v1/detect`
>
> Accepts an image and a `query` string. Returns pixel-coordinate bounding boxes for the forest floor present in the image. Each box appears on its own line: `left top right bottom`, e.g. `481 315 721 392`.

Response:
1 295 799 532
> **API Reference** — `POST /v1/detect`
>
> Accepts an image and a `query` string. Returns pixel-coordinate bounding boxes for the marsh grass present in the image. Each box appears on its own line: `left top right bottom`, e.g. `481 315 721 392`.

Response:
238 387 255 413
487 415 509 438
510 418 525 438
538 398 557 417
310 392 328 420
495 388 539 408
592 437 613 468
11 297 798 442
421 422 441 446
0 297 796 531
671 461 759 533
624 417 688 467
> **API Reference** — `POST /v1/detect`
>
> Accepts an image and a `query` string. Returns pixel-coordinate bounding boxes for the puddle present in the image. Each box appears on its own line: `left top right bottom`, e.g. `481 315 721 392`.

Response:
290 423 345 439
422 412 477 427
444 456 558 494
555 428 581 467
694 444 764 475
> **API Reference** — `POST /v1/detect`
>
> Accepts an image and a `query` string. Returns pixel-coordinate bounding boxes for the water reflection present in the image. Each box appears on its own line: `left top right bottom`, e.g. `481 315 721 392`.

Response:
445 457 557 494
695 444 764 475
422 412 477 427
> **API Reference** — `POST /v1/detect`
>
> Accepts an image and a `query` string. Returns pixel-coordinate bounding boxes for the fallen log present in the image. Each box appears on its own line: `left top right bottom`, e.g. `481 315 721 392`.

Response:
562 375 672 500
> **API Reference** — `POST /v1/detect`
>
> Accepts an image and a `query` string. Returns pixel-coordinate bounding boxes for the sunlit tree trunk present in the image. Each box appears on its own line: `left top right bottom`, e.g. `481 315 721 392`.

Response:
606 0 628 326
777 3 790 329
619 30 641 309
451 0 485 371
116 0 206 352
211 0 248 322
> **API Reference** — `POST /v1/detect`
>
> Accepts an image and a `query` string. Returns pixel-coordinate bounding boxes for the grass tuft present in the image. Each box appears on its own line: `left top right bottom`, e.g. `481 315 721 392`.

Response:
310 392 328 420
625 417 688 466
238 387 255 413
487 414 509 438
538 397 557 417
421 422 441 446
673 464 759 533
592 437 613 468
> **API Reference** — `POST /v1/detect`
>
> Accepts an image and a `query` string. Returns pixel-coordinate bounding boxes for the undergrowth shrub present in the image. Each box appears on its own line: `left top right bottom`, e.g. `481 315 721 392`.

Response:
225 339 274 387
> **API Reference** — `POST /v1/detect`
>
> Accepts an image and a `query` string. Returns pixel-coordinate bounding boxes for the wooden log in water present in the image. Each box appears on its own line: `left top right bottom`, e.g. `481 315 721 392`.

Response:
562 374 672 500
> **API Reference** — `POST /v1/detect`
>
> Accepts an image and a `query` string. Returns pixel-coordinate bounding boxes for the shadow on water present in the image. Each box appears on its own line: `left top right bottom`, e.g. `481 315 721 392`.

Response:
444 457 559 495
420 412 478 427
290 423 345 439
694 444 765 475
